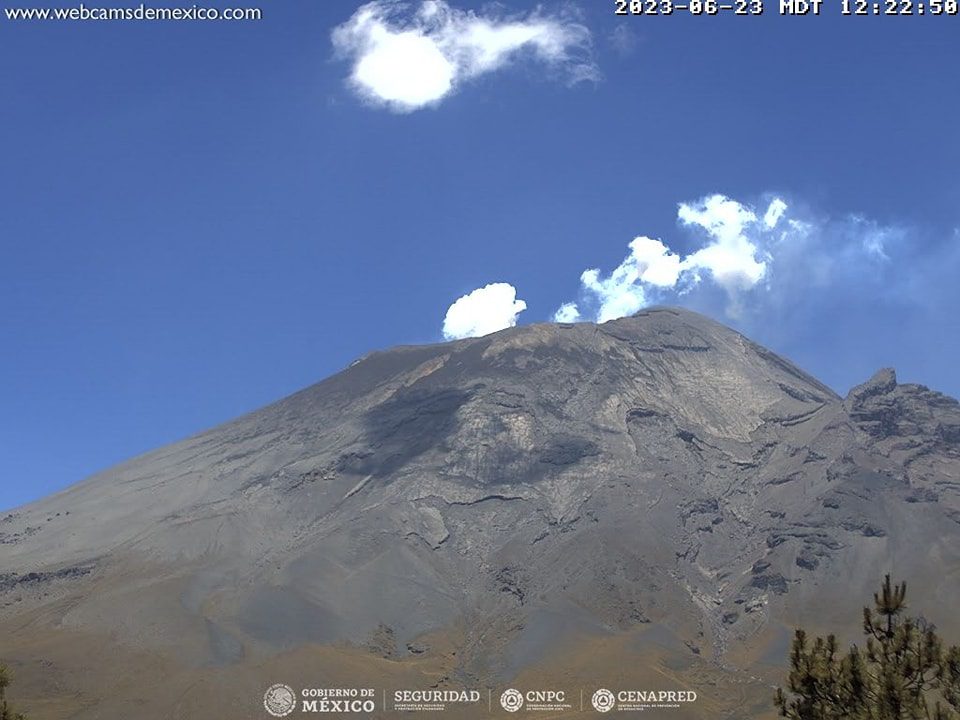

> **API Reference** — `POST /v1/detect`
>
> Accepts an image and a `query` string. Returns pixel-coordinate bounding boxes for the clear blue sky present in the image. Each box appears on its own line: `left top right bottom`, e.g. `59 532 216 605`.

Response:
1 0 958 510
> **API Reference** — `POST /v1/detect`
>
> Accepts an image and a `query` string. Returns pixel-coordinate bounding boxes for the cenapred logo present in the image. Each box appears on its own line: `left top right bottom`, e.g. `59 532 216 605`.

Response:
591 688 698 712
592 688 616 713
263 684 297 717
500 688 524 712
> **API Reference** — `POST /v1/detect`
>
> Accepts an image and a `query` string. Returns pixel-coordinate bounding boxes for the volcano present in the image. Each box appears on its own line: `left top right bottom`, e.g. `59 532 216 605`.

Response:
2 307 959 719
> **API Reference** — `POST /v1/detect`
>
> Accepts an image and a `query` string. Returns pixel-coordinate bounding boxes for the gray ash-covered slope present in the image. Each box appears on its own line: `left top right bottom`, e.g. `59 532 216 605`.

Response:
2 307 960 718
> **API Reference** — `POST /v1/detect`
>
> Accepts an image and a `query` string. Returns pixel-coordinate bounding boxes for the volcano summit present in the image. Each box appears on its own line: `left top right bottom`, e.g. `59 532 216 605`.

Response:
2 307 959 719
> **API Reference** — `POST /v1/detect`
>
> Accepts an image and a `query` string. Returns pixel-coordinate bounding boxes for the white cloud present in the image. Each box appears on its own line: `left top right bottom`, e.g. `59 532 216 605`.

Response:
554 194 790 322
442 282 527 340
581 267 647 323
763 197 788 229
331 1 598 112
439 194 911 342
553 302 581 323
579 236 684 323
552 193 914 325
678 194 769 294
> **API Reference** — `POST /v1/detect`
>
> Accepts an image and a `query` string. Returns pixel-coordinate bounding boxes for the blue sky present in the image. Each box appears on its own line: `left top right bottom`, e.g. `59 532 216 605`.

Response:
1 0 958 510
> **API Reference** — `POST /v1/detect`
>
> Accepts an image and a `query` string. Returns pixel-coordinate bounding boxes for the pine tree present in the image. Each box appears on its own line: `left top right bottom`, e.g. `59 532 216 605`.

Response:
775 575 960 720
943 646 960 710
0 664 27 720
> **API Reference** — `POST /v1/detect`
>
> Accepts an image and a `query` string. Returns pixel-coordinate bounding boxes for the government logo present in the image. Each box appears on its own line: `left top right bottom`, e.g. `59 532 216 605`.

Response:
263 684 297 717
592 688 616 713
500 688 524 712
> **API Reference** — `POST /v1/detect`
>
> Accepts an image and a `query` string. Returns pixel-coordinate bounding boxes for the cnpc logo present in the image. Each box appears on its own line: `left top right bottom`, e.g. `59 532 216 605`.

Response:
499 688 567 712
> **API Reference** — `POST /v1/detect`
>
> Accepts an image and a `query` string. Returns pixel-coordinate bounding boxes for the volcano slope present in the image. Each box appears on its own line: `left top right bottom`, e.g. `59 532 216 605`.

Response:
2 307 959 719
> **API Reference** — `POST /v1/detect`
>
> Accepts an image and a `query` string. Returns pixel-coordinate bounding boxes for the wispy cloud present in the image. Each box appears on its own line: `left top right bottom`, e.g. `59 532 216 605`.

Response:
442 282 527 340
568 236 683 323
608 25 638 57
554 193 901 323
331 1 598 113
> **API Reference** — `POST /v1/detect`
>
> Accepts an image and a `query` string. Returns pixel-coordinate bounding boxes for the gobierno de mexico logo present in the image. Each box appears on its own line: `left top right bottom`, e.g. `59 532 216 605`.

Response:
263 684 297 717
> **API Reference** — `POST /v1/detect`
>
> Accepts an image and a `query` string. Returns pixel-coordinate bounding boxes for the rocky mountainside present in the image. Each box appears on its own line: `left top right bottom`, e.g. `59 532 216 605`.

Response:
2 307 959 719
